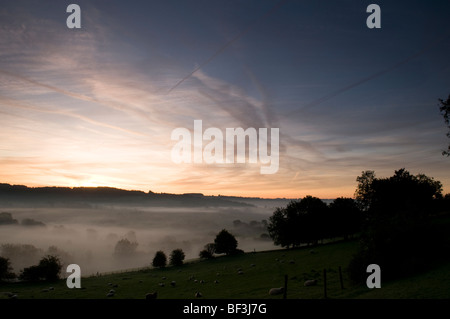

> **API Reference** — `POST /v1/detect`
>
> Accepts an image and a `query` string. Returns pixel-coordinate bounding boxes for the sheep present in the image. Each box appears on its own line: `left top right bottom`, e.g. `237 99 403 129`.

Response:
162 276 166 280
109 289 115 294
106 291 115 297
170 281 176 287
112 284 118 288
289 260 295 264
269 287 284 296
238 270 244 275
10 294 18 299
195 292 202 298
200 280 205 284
214 280 219 284
250 264 256 267
158 282 165 287
194 279 198 283
304 279 318 287
49 287 54 291
145 292 157 299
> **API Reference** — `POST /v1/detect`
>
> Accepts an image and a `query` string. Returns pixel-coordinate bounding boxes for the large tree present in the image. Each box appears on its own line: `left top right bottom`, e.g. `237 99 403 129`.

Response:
349 168 444 282
439 94 450 156
267 196 329 248
214 229 238 255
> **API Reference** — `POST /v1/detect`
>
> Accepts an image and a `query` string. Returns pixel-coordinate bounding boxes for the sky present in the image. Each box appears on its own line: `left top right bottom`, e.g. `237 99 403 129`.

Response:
0 0 449 199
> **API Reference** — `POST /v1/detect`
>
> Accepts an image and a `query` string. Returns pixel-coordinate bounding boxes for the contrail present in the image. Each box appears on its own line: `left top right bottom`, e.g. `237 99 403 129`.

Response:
284 32 450 117
0 68 154 123
167 0 288 94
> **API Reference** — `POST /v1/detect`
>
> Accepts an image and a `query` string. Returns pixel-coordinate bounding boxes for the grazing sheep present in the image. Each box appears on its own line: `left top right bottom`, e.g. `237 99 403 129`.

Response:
269 287 284 296
214 280 219 284
162 276 166 280
200 280 205 284
238 270 244 275
109 289 115 294
106 291 115 297
108 282 112 286
250 264 256 267
49 287 54 291
112 284 118 288
195 292 202 298
216 273 220 277
304 279 318 287
170 281 176 287
158 283 165 287
41 289 49 293
10 294 18 299
289 260 295 264
194 279 198 283
145 292 157 299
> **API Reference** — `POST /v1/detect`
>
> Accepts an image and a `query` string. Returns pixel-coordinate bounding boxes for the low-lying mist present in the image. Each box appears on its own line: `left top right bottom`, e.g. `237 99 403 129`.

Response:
0 203 284 276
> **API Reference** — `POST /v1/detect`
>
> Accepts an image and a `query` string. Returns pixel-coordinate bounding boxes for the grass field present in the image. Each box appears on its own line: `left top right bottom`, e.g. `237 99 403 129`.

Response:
1 239 449 299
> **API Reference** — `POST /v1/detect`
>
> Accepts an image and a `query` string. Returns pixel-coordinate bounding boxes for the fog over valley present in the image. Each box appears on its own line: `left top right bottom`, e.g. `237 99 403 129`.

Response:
0 201 288 276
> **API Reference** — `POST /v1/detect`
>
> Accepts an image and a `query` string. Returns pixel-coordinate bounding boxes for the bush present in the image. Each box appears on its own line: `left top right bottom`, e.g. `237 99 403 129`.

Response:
169 249 185 266
199 243 216 259
19 255 62 282
152 251 167 268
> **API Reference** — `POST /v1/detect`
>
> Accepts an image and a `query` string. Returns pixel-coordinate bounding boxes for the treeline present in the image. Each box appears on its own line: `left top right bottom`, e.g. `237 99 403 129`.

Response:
0 183 251 208
267 168 450 282
267 196 361 248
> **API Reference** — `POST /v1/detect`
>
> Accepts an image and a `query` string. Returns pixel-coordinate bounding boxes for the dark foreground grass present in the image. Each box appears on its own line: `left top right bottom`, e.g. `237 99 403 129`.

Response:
1 240 449 299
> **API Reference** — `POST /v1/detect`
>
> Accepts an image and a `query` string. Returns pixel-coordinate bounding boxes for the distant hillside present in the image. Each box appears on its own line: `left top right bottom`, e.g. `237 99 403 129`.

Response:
0 183 255 208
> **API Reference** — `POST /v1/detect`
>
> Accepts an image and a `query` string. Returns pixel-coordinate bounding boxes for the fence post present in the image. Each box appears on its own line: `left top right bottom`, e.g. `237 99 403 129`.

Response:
283 274 288 299
323 269 327 299
339 266 344 290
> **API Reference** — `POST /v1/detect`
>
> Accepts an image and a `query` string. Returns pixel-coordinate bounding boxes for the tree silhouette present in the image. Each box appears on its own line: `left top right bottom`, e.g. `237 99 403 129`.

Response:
268 196 329 248
152 251 167 268
0 256 16 281
214 229 238 255
169 249 185 266
329 197 361 240
19 255 62 282
349 168 444 282
439 94 450 156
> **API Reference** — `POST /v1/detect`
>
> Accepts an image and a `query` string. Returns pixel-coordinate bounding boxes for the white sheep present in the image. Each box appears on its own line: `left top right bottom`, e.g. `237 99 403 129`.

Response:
269 287 284 296
170 281 176 287
195 291 202 298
